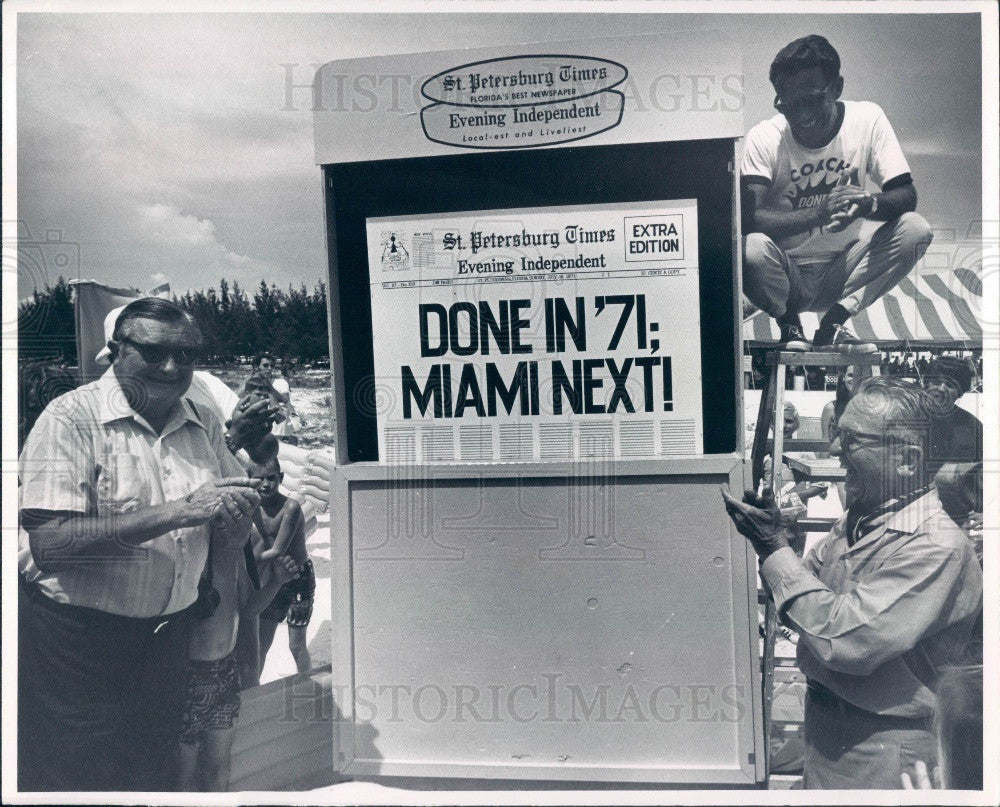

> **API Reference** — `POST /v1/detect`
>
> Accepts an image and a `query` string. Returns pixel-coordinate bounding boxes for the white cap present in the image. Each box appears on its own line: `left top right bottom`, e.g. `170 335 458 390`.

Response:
94 305 128 365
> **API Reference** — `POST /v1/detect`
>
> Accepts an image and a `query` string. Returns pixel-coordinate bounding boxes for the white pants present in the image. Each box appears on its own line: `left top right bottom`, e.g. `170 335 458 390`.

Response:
743 212 933 319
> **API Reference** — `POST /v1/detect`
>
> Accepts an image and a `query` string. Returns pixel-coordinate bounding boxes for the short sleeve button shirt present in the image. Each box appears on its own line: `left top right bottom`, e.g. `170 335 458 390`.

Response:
19 369 245 618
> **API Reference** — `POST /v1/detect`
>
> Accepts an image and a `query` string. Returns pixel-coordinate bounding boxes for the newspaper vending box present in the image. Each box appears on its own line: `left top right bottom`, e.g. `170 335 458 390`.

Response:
314 30 763 784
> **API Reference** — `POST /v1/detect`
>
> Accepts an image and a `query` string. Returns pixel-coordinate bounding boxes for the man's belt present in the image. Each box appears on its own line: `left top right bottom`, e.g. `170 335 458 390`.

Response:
19 574 189 634
806 679 931 726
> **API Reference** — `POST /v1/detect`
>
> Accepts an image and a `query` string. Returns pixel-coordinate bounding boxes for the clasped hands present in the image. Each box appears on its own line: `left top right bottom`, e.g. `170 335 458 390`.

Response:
819 182 873 233
185 477 262 547
720 486 798 562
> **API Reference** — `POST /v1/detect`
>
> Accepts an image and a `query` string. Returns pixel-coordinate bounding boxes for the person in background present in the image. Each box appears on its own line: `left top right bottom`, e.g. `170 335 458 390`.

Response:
781 400 800 439
760 402 802 481
922 356 982 467
723 377 982 789
741 35 932 355
921 355 983 542
820 366 859 507
901 664 983 790
252 352 305 444
820 366 856 444
249 457 315 680
242 372 287 427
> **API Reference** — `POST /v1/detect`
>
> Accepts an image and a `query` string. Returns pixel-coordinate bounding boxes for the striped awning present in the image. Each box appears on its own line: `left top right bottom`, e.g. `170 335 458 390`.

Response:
742 269 983 346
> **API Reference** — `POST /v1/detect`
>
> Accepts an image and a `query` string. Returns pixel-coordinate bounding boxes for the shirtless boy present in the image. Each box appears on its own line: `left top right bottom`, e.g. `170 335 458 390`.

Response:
178 520 300 792
249 458 315 676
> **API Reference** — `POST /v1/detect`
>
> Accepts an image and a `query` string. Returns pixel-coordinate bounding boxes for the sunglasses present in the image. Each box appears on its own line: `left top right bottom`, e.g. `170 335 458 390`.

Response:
773 88 830 117
829 423 897 451
119 337 200 367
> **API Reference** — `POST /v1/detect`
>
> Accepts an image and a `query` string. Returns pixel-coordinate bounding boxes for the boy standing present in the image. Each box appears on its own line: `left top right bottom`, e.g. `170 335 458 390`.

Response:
178 526 300 792
250 458 315 677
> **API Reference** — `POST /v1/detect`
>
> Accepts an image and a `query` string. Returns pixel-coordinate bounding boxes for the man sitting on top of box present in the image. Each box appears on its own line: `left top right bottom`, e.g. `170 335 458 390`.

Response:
741 34 933 354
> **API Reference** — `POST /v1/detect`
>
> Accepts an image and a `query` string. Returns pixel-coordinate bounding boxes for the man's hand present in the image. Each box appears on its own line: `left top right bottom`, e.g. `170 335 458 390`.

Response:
226 394 281 459
827 191 872 232
815 186 853 223
799 481 831 501
184 478 261 528
720 486 794 561
271 555 301 586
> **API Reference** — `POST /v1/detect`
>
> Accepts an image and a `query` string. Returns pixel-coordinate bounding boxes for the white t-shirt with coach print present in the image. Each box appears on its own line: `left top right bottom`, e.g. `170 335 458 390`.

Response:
741 100 911 263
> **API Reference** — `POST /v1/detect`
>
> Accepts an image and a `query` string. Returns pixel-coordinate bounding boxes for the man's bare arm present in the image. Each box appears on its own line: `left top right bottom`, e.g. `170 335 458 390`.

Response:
870 182 917 221
743 179 857 241
24 479 260 573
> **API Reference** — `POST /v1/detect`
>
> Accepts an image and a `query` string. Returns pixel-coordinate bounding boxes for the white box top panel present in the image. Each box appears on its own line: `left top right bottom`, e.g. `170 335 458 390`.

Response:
314 30 743 165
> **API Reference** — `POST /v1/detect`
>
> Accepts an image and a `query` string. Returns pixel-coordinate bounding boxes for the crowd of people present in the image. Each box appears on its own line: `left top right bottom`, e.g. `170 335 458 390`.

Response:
883 352 984 389
747 350 982 394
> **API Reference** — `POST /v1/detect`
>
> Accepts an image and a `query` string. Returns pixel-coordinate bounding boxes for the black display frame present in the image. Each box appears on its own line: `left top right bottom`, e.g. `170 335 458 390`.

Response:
323 138 738 462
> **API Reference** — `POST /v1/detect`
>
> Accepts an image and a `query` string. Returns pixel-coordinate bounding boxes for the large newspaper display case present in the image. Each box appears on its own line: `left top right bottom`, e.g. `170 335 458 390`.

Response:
314 31 764 784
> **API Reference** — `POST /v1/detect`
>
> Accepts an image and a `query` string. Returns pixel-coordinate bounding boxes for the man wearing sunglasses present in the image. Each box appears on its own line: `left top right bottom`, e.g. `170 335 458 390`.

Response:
723 377 981 788
17 297 269 791
741 35 933 354
94 302 281 465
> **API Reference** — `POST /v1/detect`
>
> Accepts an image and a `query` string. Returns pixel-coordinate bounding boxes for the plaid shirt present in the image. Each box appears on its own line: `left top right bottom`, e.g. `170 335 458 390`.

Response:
761 487 981 718
19 369 244 618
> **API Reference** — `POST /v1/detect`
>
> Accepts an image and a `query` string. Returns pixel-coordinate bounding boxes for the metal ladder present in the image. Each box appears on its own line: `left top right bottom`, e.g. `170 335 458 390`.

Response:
750 350 881 781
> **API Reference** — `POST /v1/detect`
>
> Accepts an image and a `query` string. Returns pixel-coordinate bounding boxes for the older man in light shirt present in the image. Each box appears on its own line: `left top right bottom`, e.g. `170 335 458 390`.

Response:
18 298 266 791
723 377 981 788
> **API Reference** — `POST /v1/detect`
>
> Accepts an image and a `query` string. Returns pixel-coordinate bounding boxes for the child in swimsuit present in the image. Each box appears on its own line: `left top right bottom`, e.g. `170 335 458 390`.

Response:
177 525 300 792
249 457 314 677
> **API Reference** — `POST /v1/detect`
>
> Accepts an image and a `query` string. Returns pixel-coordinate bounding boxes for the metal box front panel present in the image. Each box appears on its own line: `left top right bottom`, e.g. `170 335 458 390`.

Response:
336 470 759 781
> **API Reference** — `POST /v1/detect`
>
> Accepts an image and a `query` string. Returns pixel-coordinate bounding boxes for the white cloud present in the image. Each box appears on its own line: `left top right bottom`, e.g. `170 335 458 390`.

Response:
223 251 252 267
135 203 260 283
138 204 218 246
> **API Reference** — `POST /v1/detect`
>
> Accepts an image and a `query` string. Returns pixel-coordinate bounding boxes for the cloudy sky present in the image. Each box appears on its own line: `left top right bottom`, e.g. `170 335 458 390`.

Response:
14 7 985 297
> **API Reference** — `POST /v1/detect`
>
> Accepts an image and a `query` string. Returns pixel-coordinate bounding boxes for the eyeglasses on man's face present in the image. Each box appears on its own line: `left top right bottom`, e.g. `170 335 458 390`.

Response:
773 86 832 117
119 337 201 367
829 423 893 452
